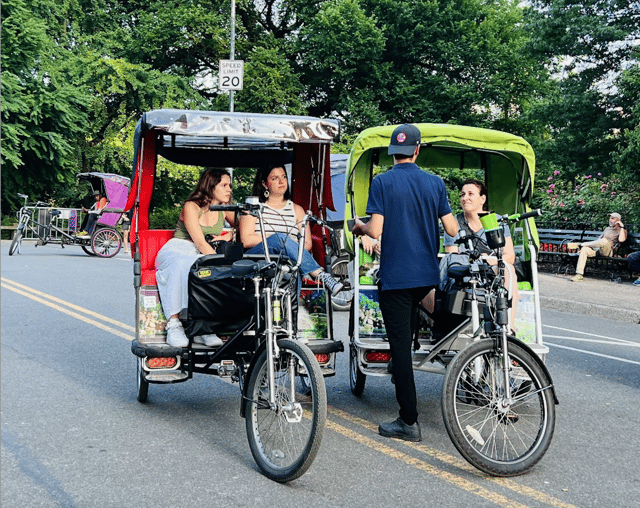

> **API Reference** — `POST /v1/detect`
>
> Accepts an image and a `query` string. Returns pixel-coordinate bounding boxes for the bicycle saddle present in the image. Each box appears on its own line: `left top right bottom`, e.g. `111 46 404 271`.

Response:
231 259 273 278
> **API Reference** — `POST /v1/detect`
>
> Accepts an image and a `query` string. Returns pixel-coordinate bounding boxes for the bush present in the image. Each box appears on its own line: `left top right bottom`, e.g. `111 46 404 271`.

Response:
1 215 18 240
150 206 181 229
535 171 640 230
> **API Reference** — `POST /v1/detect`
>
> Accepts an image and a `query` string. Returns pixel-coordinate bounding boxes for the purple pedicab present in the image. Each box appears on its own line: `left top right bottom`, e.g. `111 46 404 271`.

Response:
8 172 130 258
76 172 130 257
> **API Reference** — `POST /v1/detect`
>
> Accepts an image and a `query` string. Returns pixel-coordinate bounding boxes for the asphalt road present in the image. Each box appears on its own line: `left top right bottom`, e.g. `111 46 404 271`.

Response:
2 241 639 507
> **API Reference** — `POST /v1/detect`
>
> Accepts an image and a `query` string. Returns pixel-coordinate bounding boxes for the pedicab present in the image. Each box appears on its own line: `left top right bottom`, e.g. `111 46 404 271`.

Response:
125 109 345 482
8 172 129 258
344 123 558 476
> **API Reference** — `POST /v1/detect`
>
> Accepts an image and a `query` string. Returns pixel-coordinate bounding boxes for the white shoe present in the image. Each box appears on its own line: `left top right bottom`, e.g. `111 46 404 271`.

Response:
193 334 223 347
165 318 188 347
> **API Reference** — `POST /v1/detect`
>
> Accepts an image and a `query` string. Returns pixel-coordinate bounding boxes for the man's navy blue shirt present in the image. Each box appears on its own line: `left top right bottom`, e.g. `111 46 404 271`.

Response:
366 162 452 291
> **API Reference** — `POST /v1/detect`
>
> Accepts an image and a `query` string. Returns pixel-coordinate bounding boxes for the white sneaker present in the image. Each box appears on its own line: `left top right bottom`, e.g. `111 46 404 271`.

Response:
193 334 223 347
165 318 188 347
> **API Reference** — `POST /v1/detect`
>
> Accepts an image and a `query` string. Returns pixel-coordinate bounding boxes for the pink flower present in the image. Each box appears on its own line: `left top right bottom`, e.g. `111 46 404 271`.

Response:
554 170 560 175
560 203 565 207
548 176 553 181
597 173 602 176
547 189 553 194
611 192 616 196
549 184 555 189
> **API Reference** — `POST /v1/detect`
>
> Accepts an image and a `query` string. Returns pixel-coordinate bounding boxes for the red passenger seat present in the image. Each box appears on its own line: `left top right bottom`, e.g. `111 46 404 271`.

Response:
139 229 174 286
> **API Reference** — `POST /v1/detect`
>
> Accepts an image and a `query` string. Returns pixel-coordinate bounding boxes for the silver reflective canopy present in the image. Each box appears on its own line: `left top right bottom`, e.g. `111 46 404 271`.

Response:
142 109 340 148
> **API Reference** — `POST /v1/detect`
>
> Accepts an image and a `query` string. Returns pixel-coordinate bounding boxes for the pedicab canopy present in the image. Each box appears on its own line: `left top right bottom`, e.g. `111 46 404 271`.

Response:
124 109 341 241
344 123 538 253
77 172 131 227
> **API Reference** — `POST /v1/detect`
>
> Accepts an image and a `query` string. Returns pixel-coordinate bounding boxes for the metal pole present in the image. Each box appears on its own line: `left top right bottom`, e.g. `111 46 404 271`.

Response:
229 0 235 112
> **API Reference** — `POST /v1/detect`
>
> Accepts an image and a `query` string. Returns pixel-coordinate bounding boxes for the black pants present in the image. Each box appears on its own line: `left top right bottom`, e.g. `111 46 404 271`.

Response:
84 213 99 234
379 285 435 425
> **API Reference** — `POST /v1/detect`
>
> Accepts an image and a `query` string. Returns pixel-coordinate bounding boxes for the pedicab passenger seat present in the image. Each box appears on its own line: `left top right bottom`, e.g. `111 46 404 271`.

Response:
139 229 175 286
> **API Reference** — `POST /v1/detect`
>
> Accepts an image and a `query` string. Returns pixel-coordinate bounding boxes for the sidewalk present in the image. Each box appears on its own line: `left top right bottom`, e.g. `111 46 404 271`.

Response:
537 272 640 324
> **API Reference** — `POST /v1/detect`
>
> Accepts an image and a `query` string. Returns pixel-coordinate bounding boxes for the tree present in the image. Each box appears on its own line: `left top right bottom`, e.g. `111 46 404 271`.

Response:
1 0 89 214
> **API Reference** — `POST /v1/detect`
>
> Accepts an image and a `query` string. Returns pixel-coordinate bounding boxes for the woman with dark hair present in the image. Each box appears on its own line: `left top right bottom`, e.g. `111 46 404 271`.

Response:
155 168 235 347
239 164 343 295
426 178 519 328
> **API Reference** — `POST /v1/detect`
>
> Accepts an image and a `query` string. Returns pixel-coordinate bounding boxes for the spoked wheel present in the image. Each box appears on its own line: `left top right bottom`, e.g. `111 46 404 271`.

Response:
137 357 149 403
91 228 122 258
8 228 23 256
349 344 366 396
442 340 555 476
245 338 327 483
331 257 353 311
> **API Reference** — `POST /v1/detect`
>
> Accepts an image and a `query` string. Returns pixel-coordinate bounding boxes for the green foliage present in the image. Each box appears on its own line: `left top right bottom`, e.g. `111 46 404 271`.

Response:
149 206 182 230
534 170 640 228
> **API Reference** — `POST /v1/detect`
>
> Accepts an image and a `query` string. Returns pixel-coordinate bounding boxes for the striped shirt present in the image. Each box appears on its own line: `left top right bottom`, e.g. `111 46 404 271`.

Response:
255 200 300 241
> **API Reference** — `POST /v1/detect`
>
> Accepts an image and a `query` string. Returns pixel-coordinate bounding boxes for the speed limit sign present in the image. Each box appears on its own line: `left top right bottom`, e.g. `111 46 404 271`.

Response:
219 60 244 91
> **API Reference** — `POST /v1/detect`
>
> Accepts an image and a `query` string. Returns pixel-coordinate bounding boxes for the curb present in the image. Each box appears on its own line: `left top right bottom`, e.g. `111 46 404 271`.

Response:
539 296 640 325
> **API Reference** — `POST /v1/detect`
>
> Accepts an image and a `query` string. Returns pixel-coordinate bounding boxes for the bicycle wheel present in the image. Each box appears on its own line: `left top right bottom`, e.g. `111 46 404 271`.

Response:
137 357 149 403
81 245 97 256
349 344 366 396
91 228 122 258
442 340 555 476
8 228 23 256
331 257 353 311
245 338 327 482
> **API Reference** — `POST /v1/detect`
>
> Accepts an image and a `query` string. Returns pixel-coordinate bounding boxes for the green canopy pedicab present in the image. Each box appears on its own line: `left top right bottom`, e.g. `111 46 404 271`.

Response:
344 123 557 476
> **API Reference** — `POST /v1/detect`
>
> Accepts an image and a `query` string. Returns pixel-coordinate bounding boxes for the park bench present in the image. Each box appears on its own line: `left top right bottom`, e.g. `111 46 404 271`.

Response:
537 227 640 280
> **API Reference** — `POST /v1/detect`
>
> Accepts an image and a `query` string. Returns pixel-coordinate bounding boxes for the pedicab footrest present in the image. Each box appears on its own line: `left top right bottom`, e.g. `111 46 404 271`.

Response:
131 339 182 358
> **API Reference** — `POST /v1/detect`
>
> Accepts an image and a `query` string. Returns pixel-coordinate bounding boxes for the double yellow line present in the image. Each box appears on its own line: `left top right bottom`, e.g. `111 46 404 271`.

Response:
1 277 134 341
1 277 579 508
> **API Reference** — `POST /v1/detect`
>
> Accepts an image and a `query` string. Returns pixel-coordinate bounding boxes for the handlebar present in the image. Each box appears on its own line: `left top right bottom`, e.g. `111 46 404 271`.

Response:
498 209 542 223
209 203 262 213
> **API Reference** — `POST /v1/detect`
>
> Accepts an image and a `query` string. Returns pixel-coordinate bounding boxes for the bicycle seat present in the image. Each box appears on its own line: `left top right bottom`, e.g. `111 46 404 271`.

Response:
50 210 61 217
231 259 272 278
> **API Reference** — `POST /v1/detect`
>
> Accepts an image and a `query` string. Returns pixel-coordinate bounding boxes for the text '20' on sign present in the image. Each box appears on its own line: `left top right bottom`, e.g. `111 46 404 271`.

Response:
219 60 244 91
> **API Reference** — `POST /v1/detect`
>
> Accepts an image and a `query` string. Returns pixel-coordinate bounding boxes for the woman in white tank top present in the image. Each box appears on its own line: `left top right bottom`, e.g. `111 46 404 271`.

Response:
239 165 343 296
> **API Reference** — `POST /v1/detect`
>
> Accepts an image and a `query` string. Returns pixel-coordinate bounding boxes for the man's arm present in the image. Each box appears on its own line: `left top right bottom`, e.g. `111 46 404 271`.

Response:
440 213 458 238
352 213 384 239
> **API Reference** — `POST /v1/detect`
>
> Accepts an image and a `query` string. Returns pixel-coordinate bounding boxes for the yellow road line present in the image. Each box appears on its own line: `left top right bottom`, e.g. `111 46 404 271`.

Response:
1 281 134 342
2 277 134 332
329 407 579 508
1 277 577 507
325 419 528 508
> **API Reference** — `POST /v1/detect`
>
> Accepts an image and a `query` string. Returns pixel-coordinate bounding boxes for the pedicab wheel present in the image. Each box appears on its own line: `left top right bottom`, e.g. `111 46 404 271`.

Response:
441 340 555 477
81 245 97 256
349 344 366 396
91 227 122 258
330 258 353 311
136 357 149 403
244 338 327 483
9 229 23 256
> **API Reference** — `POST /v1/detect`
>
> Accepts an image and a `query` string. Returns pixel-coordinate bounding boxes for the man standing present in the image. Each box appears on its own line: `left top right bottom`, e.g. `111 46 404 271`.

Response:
571 212 627 281
352 124 458 441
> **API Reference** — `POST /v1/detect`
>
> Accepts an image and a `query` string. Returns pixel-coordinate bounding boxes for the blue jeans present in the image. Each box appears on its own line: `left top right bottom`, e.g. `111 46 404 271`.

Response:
247 233 321 276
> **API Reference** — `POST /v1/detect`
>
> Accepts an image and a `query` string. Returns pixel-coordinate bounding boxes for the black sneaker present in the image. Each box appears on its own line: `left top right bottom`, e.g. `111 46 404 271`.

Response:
378 418 422 442
318 271 344 296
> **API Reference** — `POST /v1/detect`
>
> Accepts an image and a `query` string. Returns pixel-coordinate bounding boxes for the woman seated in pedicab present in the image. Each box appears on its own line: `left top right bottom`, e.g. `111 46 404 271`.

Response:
238 164 344 297
424 178 520 330
155 168 236 348
77 190 108 236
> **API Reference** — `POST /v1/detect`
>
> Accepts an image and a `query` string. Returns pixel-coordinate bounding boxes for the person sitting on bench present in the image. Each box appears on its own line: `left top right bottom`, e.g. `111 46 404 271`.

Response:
571 212 627 282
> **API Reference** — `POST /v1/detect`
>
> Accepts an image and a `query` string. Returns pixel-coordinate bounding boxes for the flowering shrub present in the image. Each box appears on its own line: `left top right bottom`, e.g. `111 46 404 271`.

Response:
536 170 640 228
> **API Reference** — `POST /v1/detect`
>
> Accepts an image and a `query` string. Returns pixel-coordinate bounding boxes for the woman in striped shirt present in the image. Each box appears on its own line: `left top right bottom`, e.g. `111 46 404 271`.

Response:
239 164 343 296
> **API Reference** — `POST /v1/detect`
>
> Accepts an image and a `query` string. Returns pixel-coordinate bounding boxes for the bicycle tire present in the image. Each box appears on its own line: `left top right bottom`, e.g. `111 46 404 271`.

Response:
442 339 555 476
91 228 122 258
349 344 366 396
137 357 149 403
81 245 97 256
245 338 327 482
330 257 353 311
9 228 23 256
